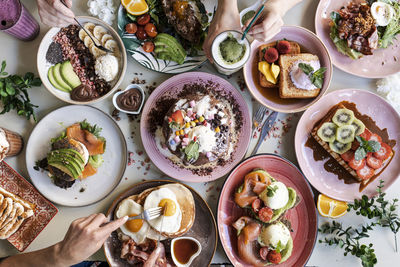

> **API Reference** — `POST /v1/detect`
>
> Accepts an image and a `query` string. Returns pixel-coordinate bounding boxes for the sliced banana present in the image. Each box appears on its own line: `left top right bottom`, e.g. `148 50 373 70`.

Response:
84 35 94 49
91 45 107 58
101 34 113 46
104 39 120 57
93 25 107 40
79 29 88 41
83 22 96 34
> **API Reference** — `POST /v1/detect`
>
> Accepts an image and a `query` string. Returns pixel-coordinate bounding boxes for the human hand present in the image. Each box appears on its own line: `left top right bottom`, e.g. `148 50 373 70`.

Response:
54 213 128 266
243 2 284 42
202 4 241 63
36 0 75 27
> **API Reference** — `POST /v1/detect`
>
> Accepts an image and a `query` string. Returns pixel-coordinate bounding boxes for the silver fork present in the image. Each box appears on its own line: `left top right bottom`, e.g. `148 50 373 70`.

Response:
60 0 113 53
127 207 163 221
253 105 268 130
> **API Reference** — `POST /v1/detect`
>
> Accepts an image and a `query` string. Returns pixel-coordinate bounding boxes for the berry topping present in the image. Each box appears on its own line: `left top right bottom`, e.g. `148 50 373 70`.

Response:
366 154 383 169
357 165 375 180
264 47 279 63
267 250 282 264
277 40 290 54
349 157 366 171
373 142 392 160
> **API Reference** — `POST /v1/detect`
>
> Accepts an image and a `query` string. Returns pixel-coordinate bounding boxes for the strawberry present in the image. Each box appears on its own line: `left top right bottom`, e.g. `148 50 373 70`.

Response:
359 129 372 140
348 157 366 170
369 133 382 143
357 165 375 180
366 154 383 169
264 47 279 63
277 40 291 54
171 110 184 125
373 143 392 160
267 250 282 264
341 150 354 162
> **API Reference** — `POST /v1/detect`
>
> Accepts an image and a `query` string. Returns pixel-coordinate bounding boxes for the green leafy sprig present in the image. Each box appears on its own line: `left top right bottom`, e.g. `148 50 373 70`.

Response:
0 60 41 121
319 221 377 267
298 63 327 88
354 136 381 161
348 180 400 252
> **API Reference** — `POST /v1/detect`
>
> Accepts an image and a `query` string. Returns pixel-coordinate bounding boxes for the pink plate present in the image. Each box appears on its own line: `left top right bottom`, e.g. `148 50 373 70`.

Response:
243 26 332 113
315 0 400 78
0 161 58 251
217 154 317 267
295 89 400 201
140 72 251 182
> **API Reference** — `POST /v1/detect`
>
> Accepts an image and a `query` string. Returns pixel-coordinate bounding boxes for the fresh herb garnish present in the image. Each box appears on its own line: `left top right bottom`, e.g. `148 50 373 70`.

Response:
0 60 41 121
51 131 66 144
298 63 327 88
169 121 180 129
184 141 199 162
274 240 284 253
354 136 381 161
267 185 278 197
348 180 400 252
80 120 102 138
319 221 377 267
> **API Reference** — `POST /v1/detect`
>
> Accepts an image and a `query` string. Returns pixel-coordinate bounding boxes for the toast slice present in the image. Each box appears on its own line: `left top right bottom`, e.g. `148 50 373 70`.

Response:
258 41 300 88
311 103 393 185
279 53 321 98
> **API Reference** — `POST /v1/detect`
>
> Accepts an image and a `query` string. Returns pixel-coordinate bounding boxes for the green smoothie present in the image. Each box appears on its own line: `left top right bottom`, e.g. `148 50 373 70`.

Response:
219 33 246 64
241 10 255 25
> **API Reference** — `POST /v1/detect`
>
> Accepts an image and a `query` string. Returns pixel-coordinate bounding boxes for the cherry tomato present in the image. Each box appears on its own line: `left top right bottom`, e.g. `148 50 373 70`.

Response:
144 23 157 38
136 26 147 40
142 41 155 53
259 247 269 261
125 23 137 34
137 14 150 25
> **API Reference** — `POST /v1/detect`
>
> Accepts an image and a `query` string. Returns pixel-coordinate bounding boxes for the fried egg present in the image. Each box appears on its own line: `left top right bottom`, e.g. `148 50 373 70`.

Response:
371 1 394 27
144 188 182 234
258 222 291 248
115 198 149 244
259 181 289 209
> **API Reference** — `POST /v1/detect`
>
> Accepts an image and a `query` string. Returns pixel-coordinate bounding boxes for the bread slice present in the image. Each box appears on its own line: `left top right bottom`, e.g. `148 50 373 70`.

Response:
279 53 321 98
258 41 300 88
0 187 35 214
311 103 393 184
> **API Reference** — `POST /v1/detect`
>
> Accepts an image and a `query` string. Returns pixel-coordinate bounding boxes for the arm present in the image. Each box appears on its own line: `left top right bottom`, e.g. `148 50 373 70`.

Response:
202 0 241 63
0 214 127 267
36 0 75 27
245 0 303 41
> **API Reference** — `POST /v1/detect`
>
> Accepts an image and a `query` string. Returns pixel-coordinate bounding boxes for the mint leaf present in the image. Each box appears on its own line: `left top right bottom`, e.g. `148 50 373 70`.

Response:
267 185 278 197
298 63 314 75
169 121 180 129
184 141 199 162
330 11 341 25
299 63 326 88
355 147 367 161
367 141 381 153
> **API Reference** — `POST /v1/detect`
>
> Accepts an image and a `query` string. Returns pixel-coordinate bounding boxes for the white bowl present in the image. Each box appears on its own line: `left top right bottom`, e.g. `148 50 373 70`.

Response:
37 16 127 104
112 84 145 115
170 237 202 267
239 0 264 27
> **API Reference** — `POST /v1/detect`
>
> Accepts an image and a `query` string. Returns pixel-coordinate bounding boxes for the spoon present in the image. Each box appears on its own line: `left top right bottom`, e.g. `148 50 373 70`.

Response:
60 0 113 53
240 0 267 43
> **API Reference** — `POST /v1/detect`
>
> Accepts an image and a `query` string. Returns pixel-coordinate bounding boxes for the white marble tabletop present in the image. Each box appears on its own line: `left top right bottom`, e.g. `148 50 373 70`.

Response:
0 0 399 266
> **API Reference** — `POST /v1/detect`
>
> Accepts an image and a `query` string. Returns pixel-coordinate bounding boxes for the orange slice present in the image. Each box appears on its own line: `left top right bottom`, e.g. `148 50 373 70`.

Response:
317 194 348 218
122 0 149 16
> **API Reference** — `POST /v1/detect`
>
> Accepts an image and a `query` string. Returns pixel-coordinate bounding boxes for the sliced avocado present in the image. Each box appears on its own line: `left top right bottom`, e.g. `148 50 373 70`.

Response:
48 150 85 177
154 33 186 58
48 159 80 179
154 45 180 59
48 66 69 92
53 63 72 92
49 148 85 165
280 237 293 263
60 61 81 89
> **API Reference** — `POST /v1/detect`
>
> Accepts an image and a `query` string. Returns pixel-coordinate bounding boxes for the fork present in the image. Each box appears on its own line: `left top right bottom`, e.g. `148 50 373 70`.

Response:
253 105 268 130
60 0 113 53
127 207 163 221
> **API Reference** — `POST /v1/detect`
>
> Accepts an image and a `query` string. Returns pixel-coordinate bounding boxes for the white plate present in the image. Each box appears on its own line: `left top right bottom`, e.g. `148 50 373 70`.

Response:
26 105 127 206
37 16 127 104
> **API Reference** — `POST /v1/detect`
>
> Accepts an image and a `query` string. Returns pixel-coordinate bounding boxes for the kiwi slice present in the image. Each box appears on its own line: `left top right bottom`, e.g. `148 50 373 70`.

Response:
351 118 365 136
317 122 337 142
329 140 352 154
332 108 355 126
336 125 355 144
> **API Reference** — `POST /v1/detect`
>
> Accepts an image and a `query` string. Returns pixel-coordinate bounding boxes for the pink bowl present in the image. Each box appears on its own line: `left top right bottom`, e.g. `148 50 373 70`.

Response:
295 89 400 201
243 26 332 113
315 0 400 78
218 154 318 267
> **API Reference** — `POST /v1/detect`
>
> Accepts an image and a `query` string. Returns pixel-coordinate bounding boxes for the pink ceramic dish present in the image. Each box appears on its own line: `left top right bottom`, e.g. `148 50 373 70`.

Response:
315 0 400 78
0 161 58 251
243 26 332 113
217 154 317 267
140 72 251 183
295 89 400 202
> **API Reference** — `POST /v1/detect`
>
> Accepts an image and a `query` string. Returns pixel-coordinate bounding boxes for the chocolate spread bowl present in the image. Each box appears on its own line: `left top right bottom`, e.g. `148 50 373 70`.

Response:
112 84 145 115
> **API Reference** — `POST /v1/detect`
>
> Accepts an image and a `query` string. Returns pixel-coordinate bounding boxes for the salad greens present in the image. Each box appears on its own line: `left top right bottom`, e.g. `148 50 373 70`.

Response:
298 63 327 88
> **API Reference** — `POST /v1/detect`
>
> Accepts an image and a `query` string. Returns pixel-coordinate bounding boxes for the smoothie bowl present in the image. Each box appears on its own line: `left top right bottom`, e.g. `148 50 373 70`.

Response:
37 16 127 104
211 30 251 75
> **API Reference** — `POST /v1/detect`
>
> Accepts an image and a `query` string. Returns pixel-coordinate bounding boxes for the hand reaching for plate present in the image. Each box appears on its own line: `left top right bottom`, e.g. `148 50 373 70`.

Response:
36 0 75 27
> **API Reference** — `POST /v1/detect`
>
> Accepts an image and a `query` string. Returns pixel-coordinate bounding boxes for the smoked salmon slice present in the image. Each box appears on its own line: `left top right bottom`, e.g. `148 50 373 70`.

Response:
80 163 97 179
66 123 105 155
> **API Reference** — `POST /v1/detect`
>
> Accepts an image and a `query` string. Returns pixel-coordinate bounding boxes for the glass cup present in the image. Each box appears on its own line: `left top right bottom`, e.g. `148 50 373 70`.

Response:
0 0 40 41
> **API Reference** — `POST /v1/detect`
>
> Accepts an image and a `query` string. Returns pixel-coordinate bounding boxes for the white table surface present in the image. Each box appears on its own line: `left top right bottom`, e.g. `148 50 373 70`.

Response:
0 0 399 266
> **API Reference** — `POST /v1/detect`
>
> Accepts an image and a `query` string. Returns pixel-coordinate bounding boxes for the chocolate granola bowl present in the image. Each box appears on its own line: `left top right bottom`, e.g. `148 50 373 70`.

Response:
37 16 127 104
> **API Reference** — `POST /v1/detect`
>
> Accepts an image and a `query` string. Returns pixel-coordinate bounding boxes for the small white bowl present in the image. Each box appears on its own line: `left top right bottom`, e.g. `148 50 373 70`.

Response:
112 84 145 115
171 237 202 267
240 0 264 27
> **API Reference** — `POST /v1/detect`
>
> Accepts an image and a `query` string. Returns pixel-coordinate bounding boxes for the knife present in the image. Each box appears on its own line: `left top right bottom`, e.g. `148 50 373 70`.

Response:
250 111 278 156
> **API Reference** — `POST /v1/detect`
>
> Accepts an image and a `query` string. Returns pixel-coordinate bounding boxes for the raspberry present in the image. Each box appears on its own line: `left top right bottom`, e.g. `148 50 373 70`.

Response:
264 47 279 63
277 40 291 54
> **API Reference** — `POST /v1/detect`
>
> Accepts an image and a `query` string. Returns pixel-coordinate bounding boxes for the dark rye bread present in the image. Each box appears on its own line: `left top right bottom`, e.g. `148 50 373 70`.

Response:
279 53 321 98
311 103 393 184
258 41 300 88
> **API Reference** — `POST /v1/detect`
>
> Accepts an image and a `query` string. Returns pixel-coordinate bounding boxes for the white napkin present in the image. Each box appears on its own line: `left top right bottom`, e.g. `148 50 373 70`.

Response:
376 73 400 114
